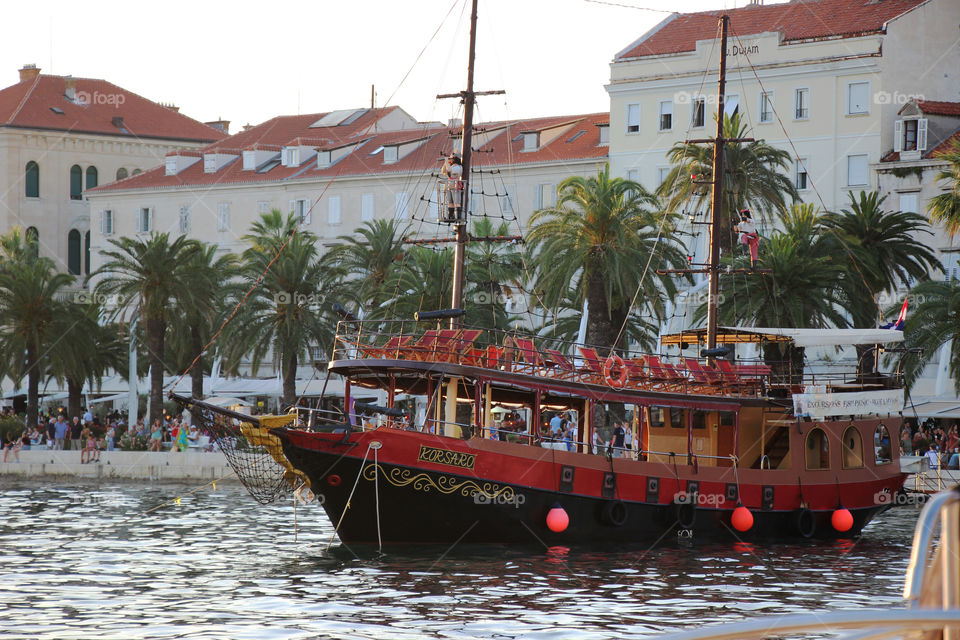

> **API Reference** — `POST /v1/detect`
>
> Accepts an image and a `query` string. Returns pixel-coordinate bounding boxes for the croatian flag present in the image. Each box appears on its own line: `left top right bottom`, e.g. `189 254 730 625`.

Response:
881 298 908 330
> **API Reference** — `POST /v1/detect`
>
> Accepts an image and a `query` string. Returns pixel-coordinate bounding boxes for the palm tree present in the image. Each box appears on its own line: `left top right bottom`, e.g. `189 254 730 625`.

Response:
526 165 687 351
822 190 940 329
323 218 409 317
927 137 960 238
896 279 960 392
222 210 343 406
0 228 76 427
465 218 523 331
661 112 798 254
46 301 126 419
166 243 239 401
388 245 454 320
93 233 203 425
709 203 848 378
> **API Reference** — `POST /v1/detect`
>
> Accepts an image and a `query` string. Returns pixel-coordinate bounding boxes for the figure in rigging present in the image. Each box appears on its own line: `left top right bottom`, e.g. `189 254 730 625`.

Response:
736 208 760 269
441 153 463 222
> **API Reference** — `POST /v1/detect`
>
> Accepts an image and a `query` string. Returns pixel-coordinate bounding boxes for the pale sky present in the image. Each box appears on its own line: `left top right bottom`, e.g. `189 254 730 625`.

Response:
4 0 779 131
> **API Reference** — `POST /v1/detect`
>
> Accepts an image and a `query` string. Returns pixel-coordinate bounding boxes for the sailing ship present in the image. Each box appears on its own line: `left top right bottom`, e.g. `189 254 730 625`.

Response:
175 8 909 545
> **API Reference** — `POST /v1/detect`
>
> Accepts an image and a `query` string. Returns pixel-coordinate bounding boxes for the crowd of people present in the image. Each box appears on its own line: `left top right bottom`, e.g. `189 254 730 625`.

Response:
1 406 217 463
900 420 960 470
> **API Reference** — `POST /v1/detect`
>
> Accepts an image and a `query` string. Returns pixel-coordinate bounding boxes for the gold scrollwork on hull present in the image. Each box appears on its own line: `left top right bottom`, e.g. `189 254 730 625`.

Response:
361 464 516 502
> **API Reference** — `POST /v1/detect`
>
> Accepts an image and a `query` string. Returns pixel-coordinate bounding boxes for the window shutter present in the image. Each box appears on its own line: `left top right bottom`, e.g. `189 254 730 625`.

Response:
147 208 152 232
361 194 374 221
101 211 107 235
917 118 928 151
894 120 902 153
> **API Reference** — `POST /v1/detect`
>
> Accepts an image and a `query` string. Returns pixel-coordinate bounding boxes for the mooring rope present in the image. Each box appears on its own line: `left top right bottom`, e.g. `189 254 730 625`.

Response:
374 444 382 552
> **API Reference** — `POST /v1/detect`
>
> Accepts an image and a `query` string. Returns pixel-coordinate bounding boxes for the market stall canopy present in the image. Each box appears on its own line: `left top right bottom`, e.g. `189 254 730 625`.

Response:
661 327 905 348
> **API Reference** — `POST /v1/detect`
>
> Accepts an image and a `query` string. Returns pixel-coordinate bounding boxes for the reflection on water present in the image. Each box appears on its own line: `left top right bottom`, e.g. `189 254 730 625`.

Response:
0 480 919 639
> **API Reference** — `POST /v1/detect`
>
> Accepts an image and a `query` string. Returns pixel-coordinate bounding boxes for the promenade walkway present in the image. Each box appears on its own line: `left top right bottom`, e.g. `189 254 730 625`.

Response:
0 450 236 482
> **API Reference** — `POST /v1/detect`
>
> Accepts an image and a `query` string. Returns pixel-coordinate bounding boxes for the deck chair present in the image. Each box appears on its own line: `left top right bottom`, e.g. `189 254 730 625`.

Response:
360 335 411 359
513 337 545 372
543 349 577 379
644 356 685 390
429 329 462 362
449 329 483 364
577 347 606 382
623 358 648 382
407 330 440 360
717 359 760 395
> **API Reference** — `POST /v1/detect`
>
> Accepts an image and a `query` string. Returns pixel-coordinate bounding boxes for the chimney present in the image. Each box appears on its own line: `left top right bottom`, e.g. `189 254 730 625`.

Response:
19 64 40 82
204 118 230 134
64 76 76 101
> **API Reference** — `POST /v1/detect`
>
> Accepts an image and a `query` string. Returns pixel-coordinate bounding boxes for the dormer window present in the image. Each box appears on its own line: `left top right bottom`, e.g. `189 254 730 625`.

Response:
317 150 331 167
242 150 256 171
522 132 540 151
895 117 927 154
203 155 218 173
597 124 609 145
282 147 300 167
383 145 398 163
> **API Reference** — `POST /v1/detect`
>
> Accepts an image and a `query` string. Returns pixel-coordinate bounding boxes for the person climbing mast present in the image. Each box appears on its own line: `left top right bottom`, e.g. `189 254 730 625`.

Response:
737 208 760 269
441 153 463 222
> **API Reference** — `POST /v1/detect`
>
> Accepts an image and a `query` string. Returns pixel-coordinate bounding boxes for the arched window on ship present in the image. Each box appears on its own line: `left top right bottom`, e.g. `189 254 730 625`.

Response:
841 426 864 469
805 427 830 470
875 424 892 464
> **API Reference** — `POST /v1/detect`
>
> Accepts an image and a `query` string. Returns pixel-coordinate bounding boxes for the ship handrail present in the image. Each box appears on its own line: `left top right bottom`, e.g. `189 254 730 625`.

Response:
760 454 771 470
904 485 960 604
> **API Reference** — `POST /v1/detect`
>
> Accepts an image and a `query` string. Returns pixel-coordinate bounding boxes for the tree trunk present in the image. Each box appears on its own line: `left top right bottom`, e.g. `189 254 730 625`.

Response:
585 273 615 348
191 324 204 401
282 350 298 408
147 316 166 425
67 377 83 420
26 340 39 428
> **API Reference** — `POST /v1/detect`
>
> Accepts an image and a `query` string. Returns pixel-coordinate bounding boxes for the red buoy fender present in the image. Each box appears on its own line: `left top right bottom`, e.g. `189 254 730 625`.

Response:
546 503 569 532
832 507 854 533
603 354 628 388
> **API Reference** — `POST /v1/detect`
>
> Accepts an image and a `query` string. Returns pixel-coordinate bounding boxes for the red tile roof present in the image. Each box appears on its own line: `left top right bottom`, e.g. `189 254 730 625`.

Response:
928 130 960 158
0 74 226 142
617 0 928 59
88 111 609 193
914 100 960 117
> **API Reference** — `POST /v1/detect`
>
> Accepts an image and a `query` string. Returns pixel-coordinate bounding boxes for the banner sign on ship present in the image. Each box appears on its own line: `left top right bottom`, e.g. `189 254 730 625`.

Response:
793 389 903 419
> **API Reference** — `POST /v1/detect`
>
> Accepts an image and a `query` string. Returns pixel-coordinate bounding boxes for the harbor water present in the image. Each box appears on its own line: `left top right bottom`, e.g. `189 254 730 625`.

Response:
0 479 921 639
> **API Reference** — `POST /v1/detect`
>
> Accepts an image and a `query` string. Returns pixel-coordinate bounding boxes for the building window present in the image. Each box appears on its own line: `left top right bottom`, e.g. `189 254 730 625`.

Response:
658 100 673 131
691 97 705 128
626 103 640 133
100 210 114 235
178 206 191 234
69 165 83 200
847 154 869 186
290 199 310 225
25 227 39 258
282 147 300 167
759 91 774 123
136 207 152 233
25 161 40 198
723 94 739 118
217 203 230 231
132 169 142 176
328 196 341 225
116 167 128 181
84 230 90 276
895 118 928 153
597 124 610 144
317 150 331 167
361 193 374 222
795 158 809 191
395 192 409 220
842 426 864 469
85 166 98 190
257 200 270 215
943 253 960 282
794 88 809 119
67 229 82 275
847 81 870 115
523 132 539 151
383 146 398 163
657 167 671 188
534 183 555 210
899 193 918 214
805 427 830 470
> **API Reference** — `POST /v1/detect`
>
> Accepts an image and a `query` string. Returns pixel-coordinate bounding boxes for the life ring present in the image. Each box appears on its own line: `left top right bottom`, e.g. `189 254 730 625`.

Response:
327 474 342 487
601 500 628 526
791 507 816 538
674 498 697 529
603 354 628 388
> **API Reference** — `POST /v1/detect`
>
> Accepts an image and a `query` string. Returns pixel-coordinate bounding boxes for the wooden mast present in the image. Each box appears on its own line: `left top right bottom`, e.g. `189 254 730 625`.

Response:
705 14 729 352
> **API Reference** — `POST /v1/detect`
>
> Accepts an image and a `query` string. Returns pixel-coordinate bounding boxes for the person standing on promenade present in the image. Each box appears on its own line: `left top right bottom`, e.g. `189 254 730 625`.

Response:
53 415 69 450
70 417 83 451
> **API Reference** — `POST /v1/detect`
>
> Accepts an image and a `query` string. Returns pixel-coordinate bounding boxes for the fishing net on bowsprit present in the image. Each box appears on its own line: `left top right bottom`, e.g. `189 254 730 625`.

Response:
172 397 297 505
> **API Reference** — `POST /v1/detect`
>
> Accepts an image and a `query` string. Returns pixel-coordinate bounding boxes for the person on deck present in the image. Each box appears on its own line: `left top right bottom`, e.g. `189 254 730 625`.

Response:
736 209 760 269
612 422 626 458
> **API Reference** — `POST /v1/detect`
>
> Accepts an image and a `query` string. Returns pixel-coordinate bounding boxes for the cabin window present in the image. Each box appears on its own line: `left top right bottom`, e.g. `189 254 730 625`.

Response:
805 427 830 470
875 424 892 464
842 426 864 469
692 409 706 429
649 406 666 428
672 409 687 429
719 411 735 426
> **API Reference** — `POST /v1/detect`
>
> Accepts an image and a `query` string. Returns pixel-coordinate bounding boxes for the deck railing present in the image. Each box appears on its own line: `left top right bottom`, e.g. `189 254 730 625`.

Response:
329 320 902 399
